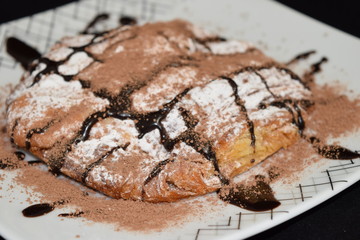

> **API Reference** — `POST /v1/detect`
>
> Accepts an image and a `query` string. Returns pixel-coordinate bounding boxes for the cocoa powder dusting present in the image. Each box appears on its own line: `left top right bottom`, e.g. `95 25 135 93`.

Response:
306 83 360 139
14 166 203 231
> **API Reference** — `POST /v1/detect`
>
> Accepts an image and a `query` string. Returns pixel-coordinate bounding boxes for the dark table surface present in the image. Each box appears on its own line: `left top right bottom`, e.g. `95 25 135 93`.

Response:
0 1 359 240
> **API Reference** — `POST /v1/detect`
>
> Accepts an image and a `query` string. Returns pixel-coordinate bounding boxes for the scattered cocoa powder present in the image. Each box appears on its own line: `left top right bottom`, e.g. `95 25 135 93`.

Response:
306 83 360 139
14 166 205 232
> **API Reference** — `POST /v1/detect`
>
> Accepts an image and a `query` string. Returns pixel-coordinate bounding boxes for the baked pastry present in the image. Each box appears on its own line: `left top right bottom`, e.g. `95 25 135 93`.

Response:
6 20 311 202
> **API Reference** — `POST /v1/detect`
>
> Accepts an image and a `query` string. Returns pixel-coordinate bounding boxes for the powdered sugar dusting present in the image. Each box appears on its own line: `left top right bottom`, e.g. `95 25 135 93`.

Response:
233 71 273 110
258 67 311 100
249 106 289 124
180 79 245 142
58 52 93 75
138 129 170 161
45 47 74 62
64 119 138 171
7 74 108 130
162 107 187 139
61 34 94 47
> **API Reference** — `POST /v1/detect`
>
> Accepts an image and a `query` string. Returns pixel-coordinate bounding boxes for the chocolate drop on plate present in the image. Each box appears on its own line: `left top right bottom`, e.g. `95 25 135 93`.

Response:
119 16 137 26
6 37 41 69
22 203 54 217
218 179 280 211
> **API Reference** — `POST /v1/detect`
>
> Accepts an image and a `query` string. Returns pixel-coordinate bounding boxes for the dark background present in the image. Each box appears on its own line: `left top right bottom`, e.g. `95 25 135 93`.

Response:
0 1 359 239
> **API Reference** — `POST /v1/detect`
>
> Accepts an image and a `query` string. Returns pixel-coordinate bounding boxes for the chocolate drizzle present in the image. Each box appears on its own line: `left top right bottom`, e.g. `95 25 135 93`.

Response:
25 122 54 149
144 159 175 185
81 144 129 183
6 37 41 69
309 57 328 76
77 86 229 184
30 36 102 87
81 13 109 34
286 50 316 65
260 99 307 135
303 57 329 84
136 88 190 140
221 76 256 147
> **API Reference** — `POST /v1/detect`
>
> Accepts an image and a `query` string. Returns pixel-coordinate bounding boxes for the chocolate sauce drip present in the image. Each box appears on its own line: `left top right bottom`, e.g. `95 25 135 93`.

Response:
286 50 316 65
309 137 360 160
81 13 109 34
22 203 54 217
119 16 137 26
6 37 41 69
58 211 84 217
221 76 256 147
309 57 328 76
218 176 280 211
144 159 175 185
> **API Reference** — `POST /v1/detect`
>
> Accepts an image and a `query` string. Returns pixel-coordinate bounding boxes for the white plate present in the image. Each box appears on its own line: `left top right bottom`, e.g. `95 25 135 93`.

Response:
1 0 360 239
